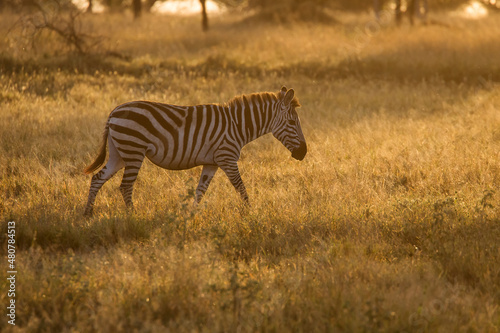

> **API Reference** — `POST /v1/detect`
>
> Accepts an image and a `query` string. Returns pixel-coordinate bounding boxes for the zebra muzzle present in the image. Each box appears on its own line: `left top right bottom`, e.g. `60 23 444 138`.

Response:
291 142 307 161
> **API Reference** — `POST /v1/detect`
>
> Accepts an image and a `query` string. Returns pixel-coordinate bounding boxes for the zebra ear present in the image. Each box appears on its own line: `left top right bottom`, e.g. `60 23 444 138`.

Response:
283 88 295 107
279 86 287 99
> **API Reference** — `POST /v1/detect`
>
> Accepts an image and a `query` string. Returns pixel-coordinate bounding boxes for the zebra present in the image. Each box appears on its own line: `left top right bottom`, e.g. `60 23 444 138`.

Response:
83 86 307 216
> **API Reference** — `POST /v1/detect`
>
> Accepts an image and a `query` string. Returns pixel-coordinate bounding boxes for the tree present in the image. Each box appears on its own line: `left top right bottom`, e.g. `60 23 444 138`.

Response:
132 0 141 18
200 0 208 31
103 0 126 13
372 0 428 24
408 0 428 25
145 0 157 12
244 0 337 24
10 0 102 54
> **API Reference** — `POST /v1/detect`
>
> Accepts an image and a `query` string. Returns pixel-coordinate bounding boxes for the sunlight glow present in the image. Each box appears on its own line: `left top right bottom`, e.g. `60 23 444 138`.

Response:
72 0 222 15
152 0 222 15
72 0 105 13
461 1 488 19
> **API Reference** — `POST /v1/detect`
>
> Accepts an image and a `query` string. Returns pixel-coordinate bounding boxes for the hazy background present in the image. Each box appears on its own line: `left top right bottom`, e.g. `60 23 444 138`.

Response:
0 1 500 332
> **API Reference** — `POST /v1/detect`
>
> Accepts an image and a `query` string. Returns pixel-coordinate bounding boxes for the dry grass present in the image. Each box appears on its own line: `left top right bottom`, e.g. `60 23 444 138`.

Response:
1 9 500 332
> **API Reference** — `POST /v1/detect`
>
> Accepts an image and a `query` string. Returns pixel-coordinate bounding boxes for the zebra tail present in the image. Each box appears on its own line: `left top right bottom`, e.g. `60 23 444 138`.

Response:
83 125 109 175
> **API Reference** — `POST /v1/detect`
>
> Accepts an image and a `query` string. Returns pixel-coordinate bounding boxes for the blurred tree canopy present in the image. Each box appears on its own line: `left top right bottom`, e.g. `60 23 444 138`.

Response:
1 0 494 27
1 0 496 57
246 0 473 12
0 0 76 11
238 0 478 25
0 0 482 15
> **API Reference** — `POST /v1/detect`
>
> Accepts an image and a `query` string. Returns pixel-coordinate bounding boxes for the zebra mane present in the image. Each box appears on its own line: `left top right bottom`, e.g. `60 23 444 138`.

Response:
290 97 301 108
224 92 277 109
224 91 301 109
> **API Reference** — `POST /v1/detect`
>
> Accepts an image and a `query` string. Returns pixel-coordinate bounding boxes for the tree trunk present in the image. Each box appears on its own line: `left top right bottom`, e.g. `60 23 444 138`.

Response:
420 0 429 24
87 0 93 13
373 0 381 20
133 0 141 19
146 0 157 12
200 0 208 31
408 0 416 25
406 0 429 25
395 0 402 25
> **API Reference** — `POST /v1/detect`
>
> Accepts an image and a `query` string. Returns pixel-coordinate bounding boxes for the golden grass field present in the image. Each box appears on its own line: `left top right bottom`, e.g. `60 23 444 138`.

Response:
1 8 500 332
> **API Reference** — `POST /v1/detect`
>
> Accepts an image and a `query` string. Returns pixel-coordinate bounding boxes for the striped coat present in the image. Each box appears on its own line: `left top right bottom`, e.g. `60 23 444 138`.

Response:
83 86 306 216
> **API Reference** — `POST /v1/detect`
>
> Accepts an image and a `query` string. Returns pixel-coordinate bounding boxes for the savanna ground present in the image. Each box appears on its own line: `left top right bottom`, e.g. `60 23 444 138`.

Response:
1 7 500 332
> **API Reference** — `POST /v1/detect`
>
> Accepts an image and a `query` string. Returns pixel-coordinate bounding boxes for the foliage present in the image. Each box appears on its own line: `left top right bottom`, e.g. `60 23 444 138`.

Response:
245 0 473 13
244 0 337 23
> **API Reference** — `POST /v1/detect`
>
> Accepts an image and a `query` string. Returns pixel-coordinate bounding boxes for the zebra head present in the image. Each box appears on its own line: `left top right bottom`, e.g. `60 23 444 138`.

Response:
272 86 307 161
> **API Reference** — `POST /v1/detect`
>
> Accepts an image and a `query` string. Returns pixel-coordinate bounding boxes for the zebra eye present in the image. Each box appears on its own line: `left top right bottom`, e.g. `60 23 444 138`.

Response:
288 119 296 126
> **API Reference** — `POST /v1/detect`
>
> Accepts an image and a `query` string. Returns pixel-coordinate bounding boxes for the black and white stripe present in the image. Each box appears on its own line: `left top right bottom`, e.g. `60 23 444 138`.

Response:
83 86 307 215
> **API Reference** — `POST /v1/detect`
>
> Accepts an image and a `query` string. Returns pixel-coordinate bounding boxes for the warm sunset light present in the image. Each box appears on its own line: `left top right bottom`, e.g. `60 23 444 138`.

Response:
152 0 222 15
72 0 223 14
1 0 499 331
461 0 489 18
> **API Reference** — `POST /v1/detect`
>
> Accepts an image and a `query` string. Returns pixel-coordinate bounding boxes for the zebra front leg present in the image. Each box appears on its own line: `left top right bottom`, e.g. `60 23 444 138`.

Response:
219 162 250 205
195 165 219 204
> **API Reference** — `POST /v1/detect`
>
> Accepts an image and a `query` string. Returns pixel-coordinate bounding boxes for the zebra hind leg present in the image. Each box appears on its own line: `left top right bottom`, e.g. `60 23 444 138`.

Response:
119 157 145 211
195 165 219 204
84 141 125 216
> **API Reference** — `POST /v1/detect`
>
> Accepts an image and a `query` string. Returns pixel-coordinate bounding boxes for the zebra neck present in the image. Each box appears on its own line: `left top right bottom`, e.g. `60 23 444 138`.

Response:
228 100 275 146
